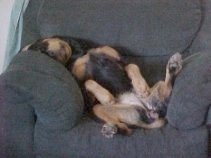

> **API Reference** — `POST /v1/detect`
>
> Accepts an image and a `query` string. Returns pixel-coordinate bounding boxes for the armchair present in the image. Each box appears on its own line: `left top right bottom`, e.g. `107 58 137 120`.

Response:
0 0 210 157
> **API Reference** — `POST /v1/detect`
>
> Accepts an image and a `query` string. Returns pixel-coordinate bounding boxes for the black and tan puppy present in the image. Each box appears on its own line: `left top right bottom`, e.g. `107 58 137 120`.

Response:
22 37 182 138
72 46 182 138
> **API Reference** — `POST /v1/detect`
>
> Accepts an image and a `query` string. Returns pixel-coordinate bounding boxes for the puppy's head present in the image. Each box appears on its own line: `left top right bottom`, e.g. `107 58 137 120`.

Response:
22 38 72 65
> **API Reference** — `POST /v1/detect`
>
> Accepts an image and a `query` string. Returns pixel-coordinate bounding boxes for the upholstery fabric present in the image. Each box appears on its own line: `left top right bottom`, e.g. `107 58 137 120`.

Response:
34 117 207 158
0 51 84 157
37 0 201 56
21 0 43 47
190 0 211 53
167 52 211 130
6 51 84 130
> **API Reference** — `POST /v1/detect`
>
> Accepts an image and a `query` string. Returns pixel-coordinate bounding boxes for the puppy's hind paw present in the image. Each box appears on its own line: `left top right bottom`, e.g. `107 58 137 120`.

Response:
168 52 182 75
101 123 118 138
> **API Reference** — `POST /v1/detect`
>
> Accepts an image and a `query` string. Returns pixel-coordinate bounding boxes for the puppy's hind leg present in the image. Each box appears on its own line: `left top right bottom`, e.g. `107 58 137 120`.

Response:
85 79 116 106
125 64 150 98
93 104 132 138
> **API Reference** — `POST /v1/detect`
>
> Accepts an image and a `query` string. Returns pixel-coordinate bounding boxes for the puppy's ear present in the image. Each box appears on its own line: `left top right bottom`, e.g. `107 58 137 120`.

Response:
21 39 49 55
69 39 87 59
28 40 49 53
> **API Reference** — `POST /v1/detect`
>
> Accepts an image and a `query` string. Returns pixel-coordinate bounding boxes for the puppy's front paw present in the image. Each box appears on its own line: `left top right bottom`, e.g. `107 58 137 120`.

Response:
168 53 182 75
101 123 117 138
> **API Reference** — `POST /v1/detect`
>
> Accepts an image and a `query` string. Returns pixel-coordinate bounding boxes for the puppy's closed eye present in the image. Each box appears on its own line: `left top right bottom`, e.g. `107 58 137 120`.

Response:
47 51 56 57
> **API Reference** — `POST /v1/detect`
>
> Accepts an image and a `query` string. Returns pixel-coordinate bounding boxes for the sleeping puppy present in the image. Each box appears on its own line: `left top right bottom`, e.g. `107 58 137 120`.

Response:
72 46 182 138
22 37 182 138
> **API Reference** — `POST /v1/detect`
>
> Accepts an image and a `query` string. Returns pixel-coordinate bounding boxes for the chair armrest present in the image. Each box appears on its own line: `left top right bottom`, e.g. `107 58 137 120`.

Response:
167 52 211 130
0 51 84 156
0 76 35 158
2 51 84 132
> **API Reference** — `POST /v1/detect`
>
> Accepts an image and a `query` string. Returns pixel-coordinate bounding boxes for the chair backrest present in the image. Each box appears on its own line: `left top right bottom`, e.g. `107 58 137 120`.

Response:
32 0 202 57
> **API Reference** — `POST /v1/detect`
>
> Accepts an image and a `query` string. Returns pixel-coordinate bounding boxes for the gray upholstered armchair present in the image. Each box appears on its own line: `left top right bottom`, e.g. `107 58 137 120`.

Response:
0 0 211 158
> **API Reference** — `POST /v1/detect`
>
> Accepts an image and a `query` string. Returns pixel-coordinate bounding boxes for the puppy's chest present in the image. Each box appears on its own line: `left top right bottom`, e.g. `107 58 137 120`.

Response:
117 92 145 108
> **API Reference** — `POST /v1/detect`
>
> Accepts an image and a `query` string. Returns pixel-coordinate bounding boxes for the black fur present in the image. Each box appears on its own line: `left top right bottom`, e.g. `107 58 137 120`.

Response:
86 52 168 122
135 107 156 124
87 53 132 97
146 96 168 118
27 40 49 54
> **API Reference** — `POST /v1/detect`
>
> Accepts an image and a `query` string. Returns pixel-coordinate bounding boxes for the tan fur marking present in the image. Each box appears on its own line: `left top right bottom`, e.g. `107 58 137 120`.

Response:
85 80 116 106
93 104 132 135
158 82 172 100
93 103 165 135
88 46 121 60
125 64 150 98
71 54 89 80
43 38 72 64
43 38 61 51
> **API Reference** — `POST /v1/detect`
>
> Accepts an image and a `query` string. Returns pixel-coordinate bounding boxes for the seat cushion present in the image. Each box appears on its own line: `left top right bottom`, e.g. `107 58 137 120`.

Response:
37 0 202 56
34 117 208 158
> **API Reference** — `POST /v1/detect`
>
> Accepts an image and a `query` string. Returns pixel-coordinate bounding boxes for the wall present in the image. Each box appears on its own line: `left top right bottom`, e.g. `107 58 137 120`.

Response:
0 0 15 73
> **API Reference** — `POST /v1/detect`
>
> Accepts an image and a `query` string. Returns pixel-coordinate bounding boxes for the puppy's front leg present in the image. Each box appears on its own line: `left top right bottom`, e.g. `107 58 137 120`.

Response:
125 64 150 98
165 53 182 88
85 79 116 106
153 53 183 103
